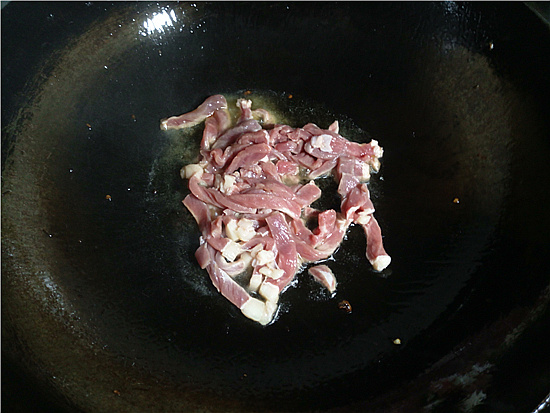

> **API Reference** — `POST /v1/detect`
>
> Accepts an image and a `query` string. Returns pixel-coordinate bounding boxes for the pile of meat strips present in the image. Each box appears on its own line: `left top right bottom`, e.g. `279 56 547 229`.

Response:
161 95 390 325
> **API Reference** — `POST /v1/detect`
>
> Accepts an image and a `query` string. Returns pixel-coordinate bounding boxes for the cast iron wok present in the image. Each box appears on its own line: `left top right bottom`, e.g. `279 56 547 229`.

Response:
2 2 550 412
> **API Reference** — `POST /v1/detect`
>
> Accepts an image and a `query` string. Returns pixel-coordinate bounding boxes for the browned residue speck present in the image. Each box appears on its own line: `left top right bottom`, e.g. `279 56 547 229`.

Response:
338 300 352 313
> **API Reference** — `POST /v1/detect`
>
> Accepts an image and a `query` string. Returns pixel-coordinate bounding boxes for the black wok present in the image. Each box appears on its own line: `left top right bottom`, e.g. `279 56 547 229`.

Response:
2 2 550 412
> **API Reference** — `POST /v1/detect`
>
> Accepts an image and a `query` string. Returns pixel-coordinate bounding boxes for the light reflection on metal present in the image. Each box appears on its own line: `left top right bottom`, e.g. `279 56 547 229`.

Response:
141 8 178 36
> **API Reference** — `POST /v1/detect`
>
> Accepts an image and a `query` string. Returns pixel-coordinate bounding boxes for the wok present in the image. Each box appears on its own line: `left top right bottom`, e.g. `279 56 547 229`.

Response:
2 2 550 412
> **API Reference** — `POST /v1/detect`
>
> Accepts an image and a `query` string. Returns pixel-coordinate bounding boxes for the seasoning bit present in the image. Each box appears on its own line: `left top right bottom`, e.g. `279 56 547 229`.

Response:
453 197 460 204
338 300 352 314
105 194 112 201
393 338 402 345
131 114 136 121
86 123 92 130
288 94 293 99
113 389 121 396
243 90 252 96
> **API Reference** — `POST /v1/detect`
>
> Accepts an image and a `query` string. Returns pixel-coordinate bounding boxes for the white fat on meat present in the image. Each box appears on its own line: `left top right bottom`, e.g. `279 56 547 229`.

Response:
254 249 275 266
248 270 263 292
232 251 253 272
355 210 374 225
219 174 237 194
328 120 339 134
309 134 333 152
181 163 204 180
249 243 264 257
237 220 257 241
224 219 239 241
225 218 256 242
259 265 284 280
258 281 280 303
367 140 383 172
371 255 392 272
370 140 384 158
220 239 243 262
240 297 277 325
360 161 371 182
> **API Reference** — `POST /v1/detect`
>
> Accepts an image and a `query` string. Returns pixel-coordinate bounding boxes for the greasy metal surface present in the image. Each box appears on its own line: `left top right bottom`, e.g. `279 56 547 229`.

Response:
2 2 550 412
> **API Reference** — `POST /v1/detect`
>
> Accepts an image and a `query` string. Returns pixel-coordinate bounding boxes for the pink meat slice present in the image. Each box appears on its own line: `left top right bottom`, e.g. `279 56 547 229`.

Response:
265 212 298 289
294 181 322 206
308 265 337 293
206 248 251 308
213 250 247 277
362 215 391 271
161 95 228 130
212 119 262 150
195 242 211 269
341 184 375 220
182 194 210 232
237 98 254 123
230 193 302 220
276 160 299 176
187 176 257 214
225 143 271 174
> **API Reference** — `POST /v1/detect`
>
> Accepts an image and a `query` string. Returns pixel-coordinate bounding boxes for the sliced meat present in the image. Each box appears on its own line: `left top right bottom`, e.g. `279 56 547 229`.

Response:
341 184 375 221
362 215 391 271
225 143 271 174
308 265 337 293
162 94 390 325
182 194 210 232
294 181 322 206
211 119 263 150
195 241 211 269
265 212 298 288
161 95 228 130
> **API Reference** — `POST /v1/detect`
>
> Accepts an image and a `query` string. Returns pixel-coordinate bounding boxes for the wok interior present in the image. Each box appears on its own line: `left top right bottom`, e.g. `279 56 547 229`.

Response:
2 2 549 411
